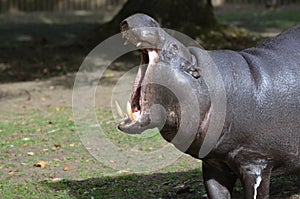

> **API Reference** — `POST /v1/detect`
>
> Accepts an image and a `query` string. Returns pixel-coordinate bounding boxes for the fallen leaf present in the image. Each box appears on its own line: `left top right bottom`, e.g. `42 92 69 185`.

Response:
22 138 30 141
117 169 130 174
8 170 18 175
27 152 35 156
105 72 114 77
54 144 61 149
47 129 58 134
55 107 60 112
63 167 71 171
69 143 75 147
68 117 74 121
148 147 155 151
52 178 62 182
174 184 185 189
163 186 169 192
42 148 48 152
34 161 48 169
23 143 28 147
109 160 115 164
39 179 48 184
231 33 238 38
40 97 47 101
0 166 4 170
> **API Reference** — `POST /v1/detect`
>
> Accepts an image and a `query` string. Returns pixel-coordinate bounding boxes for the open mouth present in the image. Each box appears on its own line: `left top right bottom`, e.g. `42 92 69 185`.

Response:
129 48 159 118
118 49 160 116
117 22 161 133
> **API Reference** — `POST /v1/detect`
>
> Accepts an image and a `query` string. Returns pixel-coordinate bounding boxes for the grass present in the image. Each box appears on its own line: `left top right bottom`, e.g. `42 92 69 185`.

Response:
1 105 299 198
0 180 70 199
0 106 201 198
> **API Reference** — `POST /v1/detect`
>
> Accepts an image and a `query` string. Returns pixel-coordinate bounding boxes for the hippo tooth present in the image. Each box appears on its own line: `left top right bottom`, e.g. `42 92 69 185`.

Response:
133 111 140 119
127 101 135 121
136 42 141 47
148 49 159 64
115 101 125 118
124 40 129 45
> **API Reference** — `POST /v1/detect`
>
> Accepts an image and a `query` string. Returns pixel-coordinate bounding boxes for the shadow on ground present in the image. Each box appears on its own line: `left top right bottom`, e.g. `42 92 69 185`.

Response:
0 22 95 83
46 171 207 199
45 170 300 199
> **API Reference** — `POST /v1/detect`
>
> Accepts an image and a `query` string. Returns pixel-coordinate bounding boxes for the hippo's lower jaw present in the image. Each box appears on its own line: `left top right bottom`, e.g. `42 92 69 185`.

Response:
117 107 164 134
117 114 153 134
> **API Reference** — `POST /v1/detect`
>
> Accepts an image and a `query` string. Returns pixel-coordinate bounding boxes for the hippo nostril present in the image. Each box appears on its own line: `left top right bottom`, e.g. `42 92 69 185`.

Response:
120 21 129 32
150 19 158 27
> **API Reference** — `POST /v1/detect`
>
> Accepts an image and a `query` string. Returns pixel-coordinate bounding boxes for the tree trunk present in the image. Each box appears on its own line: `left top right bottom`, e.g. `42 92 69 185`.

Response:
105 0 217 36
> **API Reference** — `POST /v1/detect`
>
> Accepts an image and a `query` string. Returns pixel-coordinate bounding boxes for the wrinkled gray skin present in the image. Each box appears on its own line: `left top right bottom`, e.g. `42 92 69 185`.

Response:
118 14 300 199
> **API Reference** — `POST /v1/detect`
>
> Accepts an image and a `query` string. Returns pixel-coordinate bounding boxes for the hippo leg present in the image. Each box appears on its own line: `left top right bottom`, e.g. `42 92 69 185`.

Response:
240 163 272 199
202 161 237 199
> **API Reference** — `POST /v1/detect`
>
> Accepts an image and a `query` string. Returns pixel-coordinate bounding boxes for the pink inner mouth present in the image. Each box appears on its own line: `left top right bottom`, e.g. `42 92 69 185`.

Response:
129 49 160 121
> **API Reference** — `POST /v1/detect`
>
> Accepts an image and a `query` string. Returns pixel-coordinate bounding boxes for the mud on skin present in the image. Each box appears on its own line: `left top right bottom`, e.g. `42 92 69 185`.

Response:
117 13 300 199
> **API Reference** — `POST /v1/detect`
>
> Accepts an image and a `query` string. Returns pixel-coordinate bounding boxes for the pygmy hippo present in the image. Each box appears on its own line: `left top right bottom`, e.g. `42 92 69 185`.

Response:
117 14 300 199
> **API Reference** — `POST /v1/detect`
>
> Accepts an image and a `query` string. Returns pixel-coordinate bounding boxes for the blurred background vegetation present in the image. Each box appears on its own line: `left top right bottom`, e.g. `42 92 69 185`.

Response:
0 0 299 82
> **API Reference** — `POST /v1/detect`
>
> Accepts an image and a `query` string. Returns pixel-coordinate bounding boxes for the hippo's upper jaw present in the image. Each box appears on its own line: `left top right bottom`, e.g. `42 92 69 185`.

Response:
118 15 162 134
120 14 160 50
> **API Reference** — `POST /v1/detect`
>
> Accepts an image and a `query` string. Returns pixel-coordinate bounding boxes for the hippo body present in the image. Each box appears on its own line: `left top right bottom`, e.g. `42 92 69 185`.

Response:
189 26 300 198
118 14 300 199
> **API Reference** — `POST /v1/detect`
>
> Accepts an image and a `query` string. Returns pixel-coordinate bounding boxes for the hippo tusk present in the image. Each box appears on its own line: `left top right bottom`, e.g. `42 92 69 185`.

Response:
136 42 142 47
115 101 125 118
127 101 135 121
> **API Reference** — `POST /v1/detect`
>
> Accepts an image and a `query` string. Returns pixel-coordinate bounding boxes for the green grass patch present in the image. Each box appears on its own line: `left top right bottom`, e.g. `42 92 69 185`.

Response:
0 180 70 199
1 106 299 198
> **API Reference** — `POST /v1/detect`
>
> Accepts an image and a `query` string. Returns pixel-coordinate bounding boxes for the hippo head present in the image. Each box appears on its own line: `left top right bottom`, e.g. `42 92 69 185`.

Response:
118 14 211 146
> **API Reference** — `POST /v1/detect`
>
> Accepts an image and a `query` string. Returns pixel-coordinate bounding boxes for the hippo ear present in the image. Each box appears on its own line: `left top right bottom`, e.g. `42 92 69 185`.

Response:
182 55 201 78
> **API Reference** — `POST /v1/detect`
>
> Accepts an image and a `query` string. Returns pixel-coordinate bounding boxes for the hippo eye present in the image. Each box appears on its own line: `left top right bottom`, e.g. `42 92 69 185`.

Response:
150 20 157 27
181 57 201 79
185 67 201 79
